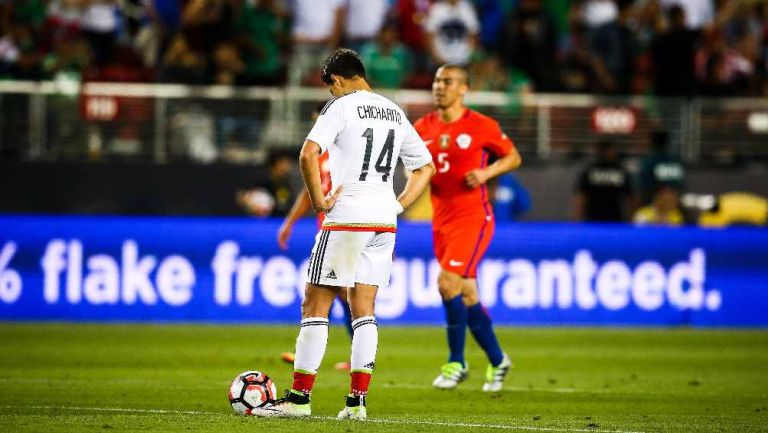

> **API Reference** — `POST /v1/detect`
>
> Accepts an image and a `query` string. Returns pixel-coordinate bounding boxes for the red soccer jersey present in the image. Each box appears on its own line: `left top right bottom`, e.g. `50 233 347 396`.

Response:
319 152 332 195
413 109 515 226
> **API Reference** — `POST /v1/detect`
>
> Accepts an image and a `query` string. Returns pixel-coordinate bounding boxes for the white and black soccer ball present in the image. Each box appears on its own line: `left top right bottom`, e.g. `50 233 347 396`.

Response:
228 371 278 416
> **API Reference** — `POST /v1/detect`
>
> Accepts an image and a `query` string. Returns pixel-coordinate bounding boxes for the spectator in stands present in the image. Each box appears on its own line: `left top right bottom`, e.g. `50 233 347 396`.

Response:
651 5 701 96
578 0 618 30
286 0 344 86
1 0 47 77
698 46 752 96
638 130 685 205
213 41 245 85
2 0 48 30
472 0 505 52
660 0 714 30
696 6 757 97
132 0 183 69
720 1 761 47
588 0 635 94
179 0 236 68
498 0 559 91
90 44 149 82
342 0 390 53
1 0 767 97
631 0 665 93
80 0 119 66
0 24 18 77
424 0 479 66
634 0 666 45
633 184 685 226
393 0 433 67
360 22 412 89
159 33 209 83
573 140 634 223
468 52 510 91
0 23 43 79
235 0 287 85
43 0 85 55
559 22 615 93
236 149 296 217
42 33 91 83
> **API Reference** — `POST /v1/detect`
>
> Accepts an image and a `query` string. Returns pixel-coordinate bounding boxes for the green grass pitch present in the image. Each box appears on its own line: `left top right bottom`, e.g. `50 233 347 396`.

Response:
0 323 766 432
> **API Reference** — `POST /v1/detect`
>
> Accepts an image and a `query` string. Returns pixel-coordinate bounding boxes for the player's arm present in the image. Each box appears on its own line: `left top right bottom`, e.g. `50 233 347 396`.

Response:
397 162 436 212
277 191 312 250
398 120 435 212
466 146 522 188
302 98 345 213
299 140 341 213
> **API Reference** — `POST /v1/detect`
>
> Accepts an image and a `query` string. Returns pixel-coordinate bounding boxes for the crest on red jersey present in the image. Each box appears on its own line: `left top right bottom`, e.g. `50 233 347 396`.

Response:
456 133 472 149
439 134 450 149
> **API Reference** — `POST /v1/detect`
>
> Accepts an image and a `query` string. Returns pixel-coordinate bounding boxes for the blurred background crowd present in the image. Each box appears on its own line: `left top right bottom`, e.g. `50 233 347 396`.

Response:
1 0 767 96
0 0 766 226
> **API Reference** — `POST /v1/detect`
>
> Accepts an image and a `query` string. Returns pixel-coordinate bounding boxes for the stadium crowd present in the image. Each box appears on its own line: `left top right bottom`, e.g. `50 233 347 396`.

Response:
0 0 767 96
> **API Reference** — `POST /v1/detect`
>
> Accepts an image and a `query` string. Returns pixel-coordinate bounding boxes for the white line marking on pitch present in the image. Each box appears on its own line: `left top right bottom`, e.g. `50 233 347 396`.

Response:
381 382 581 393
315 415 644 433
0 405 218 416
0 405 645 433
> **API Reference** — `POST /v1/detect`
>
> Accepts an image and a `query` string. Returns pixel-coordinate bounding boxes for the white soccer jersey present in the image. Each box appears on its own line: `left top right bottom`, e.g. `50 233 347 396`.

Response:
306 90 432 232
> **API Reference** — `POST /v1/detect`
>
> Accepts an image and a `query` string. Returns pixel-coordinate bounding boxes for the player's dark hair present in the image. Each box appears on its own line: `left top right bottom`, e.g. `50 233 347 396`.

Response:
321 48 366 85
439 63 470 86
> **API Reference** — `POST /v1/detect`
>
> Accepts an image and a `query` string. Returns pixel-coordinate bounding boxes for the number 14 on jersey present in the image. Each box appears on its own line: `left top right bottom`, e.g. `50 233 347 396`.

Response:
359 128 395 182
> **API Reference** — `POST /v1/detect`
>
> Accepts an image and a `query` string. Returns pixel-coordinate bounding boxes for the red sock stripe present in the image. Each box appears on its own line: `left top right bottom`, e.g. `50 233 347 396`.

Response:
292 371 316 394
350 371 372 396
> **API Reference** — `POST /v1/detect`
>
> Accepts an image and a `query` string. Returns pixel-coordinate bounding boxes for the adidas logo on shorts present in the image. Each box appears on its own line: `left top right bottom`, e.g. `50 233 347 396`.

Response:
326 270 337 279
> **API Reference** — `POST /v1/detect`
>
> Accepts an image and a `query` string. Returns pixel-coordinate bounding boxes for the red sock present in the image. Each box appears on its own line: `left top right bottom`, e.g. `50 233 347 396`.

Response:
350 371 372 396
292 371 316 394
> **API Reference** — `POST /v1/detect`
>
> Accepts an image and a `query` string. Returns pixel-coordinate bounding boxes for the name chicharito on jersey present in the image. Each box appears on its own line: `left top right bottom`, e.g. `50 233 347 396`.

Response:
357 105 403 124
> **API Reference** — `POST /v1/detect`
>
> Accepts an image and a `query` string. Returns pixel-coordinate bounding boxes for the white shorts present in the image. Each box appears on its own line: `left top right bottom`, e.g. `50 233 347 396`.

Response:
307 230 396 288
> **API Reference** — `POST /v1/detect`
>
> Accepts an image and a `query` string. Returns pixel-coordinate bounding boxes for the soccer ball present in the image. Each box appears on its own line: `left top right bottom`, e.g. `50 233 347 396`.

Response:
228 370 278 416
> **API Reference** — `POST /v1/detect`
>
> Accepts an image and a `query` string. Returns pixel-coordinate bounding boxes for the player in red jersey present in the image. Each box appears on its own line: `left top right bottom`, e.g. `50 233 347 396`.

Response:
277 105 353 372
414 64 522 392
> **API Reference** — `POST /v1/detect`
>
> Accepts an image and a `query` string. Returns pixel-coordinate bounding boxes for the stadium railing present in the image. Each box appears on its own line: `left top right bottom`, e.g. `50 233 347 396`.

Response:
0 81 766 163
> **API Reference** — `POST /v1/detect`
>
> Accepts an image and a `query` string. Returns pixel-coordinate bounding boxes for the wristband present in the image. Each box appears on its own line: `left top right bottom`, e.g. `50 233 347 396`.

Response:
395 201 405 215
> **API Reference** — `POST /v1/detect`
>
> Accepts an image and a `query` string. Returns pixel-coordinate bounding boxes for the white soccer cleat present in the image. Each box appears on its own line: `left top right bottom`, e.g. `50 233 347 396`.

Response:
337 395 367 420
251 391 311 418
432 361 469 389
482 353 512 392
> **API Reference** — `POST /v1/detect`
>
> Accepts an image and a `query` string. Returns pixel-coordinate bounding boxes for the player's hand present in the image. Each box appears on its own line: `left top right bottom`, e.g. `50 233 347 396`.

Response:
465 169 489 188
319 185 343 213
277 222 292 250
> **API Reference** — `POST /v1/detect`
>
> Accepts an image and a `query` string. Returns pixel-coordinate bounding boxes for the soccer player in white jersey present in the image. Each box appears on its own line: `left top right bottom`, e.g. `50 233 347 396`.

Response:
253 48 435 420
